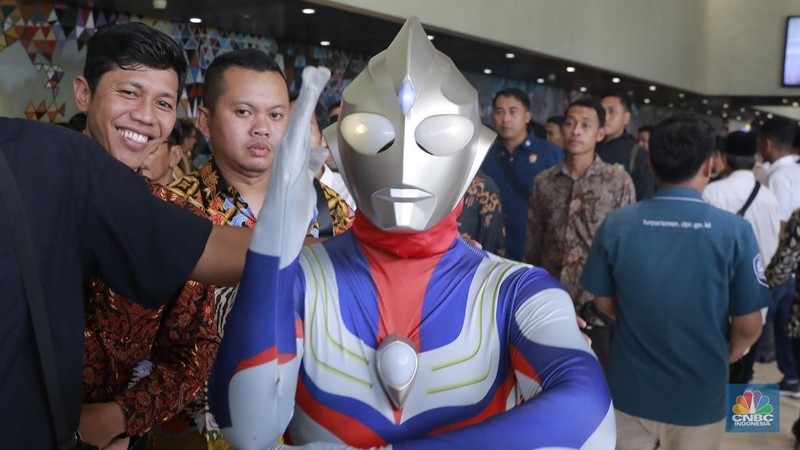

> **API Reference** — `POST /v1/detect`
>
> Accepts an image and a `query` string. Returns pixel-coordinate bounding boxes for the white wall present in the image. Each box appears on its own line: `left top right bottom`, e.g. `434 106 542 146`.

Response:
320 0 800 96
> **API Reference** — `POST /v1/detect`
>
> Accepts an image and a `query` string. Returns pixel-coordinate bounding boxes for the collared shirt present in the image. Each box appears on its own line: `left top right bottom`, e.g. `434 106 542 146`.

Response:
599 132 655 201
704 170 781 264
767 208 800 337
479 133 563 261
83 180 218 436
165 157 353 442
526 156 634 308
581 187 769 426
766 154 800 221
457 172 506 256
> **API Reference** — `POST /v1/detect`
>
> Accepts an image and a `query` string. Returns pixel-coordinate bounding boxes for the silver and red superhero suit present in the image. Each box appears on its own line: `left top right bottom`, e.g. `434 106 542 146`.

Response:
209 18 615 450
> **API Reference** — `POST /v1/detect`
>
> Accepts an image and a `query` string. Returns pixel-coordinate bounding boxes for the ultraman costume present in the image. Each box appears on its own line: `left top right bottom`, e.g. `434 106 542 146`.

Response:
209 18 615 450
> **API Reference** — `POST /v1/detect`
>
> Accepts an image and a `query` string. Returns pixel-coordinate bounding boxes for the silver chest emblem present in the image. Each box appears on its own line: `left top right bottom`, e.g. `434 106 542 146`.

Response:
375 334 418 409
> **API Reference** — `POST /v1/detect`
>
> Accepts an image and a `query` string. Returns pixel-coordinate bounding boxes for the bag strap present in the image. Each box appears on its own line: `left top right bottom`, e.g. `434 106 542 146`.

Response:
0 148 75 450
496 150 530 200
736 182 761 217
628 144 641 174
313 178 334 238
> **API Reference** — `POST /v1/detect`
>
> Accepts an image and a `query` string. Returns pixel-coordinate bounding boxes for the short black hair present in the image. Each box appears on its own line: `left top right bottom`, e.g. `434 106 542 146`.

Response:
175 118 196 144
203 49 285 111
759 117 795 148
546 115 564 126
84 22 188 96
726 154 756 171
492 87 530 111
638 125 652 134
600 92 631 112
649 115 716 184
564 97 606 127
166 121 184 146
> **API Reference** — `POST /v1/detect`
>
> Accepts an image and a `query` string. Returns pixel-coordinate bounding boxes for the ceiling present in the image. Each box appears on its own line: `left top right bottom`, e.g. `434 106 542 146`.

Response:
66 0 800 124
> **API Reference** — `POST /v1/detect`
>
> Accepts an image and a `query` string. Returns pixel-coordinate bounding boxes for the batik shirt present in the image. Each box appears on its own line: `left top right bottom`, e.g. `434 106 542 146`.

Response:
766 208 800 338
526 156 635 311
165 158 353 444
457 173 506 256
82 181 219 436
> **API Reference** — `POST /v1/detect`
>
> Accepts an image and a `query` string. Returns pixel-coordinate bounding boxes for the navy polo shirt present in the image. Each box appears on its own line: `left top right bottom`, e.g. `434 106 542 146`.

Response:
480 133 563 261
580 187 770 426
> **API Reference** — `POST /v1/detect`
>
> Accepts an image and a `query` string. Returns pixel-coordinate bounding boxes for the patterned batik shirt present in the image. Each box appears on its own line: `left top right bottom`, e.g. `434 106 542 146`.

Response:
766 208 800 337
458 173 506 256
82 180 219 437
526 156 635 310
164 157 353 445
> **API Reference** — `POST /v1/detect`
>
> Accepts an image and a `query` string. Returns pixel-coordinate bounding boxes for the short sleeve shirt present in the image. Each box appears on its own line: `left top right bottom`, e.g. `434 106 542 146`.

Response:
580 187 770 426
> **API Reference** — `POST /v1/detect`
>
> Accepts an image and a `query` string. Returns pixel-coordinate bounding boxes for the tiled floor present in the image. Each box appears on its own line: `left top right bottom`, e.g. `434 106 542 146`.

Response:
720 362 797 450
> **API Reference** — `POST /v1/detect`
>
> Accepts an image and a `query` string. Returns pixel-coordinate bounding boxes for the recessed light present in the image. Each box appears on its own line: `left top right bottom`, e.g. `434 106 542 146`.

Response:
740 107 745 112
153 0 167 9
611 77 621 83
320 40 330 46
767 113 774 118
707 110 712 115
189 17 202 23
736 115 742 120
643 98 651 104
783 98 789 104
536 78 545 83
759 120 764 125
505 52 515 59
566 66 576 73
302 8 315 14
794 102 799 107
723 103 729 109
678 93 685 98
702 99 708 104
579 86 587 92
427 35 434 41
242 13 251 19
722 112 728 118
668 103 674 108
649 85 657 91
483 68 492 75
755 111 761 116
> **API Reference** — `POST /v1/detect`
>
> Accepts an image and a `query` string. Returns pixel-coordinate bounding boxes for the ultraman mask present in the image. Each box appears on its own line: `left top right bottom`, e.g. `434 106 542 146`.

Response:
323 17 495 232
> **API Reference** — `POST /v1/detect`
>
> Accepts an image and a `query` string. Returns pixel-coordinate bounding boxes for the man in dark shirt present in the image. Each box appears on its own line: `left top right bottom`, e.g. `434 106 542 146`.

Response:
479 87 563 261
0 118 249 449
600 93 655 201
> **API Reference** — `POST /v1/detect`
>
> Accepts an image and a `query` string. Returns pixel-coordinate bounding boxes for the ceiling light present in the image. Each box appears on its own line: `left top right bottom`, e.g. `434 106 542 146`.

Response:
740 107 745 112
505 53 515 59
736 115 742 121
153 0 167 9
611 77 621 83
579 86 587 92
427 35 434 41
536 78 545 84
242 13 251 18
566 66 576 73
755 111 761 116
783 98 789 104
767 113 774 118
678 93 685 98
702 99 708 104
320 40 331 46
794 102 799 107
722 112 728 118
707 110 712 115
668 103 674 108
302 8 315 14
643 98 651 104
483 68 492 75
649 85 657 91
189 17 202 23
759 120 764 125
723 103 729 109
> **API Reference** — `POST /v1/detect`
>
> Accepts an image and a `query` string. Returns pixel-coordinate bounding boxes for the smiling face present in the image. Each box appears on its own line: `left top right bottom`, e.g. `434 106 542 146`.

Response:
198 67 289 180
74 66 179 170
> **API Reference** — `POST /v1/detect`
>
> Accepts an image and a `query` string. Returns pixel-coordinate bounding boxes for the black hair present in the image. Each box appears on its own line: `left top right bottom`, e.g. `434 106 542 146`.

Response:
175 118 196 145
166 121 184 146
546 115 564 126
759 117 795 149
600 91 631 112
726 154 756 171
203 49 285 110
492 87 530 111
84 22 188 96
528 121 546 139
67 112 87 132
564 97 606 127
638 125 652 134
649 115 716 184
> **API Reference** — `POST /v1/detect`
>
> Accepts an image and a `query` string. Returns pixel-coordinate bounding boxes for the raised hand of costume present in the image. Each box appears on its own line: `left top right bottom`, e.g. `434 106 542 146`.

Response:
208 65 331 450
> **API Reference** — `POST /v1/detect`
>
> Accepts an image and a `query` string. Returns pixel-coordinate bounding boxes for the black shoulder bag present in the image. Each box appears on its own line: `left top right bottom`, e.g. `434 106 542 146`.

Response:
0 148 83 450
736 182 761 217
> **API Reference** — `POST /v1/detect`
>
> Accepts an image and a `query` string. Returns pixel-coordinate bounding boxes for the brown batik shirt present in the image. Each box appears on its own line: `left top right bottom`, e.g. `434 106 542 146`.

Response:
525 156 634 308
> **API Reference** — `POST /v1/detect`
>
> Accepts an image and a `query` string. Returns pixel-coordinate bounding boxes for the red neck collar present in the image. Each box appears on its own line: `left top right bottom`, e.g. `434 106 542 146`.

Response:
352 202 462 259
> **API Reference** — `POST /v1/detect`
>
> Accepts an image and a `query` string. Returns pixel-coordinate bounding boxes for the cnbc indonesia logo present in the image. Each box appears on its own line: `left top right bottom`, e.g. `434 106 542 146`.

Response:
730 389 774 428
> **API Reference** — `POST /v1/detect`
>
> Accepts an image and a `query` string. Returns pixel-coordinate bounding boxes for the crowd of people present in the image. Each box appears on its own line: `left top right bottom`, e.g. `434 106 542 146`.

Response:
1 17 797 450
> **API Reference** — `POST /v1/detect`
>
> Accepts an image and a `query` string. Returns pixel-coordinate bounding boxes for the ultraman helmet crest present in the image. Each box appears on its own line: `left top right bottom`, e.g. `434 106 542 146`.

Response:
323 17 496 231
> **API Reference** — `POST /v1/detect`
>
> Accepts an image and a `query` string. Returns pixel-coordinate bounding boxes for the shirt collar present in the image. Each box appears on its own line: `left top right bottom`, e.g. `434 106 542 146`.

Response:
557 154 604 179
767 154 800 174
654 186 704 201
727 169 756 182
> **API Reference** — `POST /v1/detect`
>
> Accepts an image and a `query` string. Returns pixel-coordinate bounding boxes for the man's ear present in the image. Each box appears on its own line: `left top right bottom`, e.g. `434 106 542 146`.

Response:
73 76 92 112
701 155 714 178
196 106 212 140
596 126 605 143
168 144 183 168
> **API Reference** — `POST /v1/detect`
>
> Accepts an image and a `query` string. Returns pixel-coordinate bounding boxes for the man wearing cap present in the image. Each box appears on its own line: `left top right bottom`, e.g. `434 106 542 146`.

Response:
704 131 779 383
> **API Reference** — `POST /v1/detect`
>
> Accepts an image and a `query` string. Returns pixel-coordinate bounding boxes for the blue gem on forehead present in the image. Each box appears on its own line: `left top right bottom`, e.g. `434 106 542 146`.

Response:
398 79 416 115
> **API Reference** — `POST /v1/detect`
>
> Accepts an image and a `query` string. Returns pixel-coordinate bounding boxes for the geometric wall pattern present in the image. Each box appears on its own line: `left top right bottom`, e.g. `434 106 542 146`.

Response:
0 2 369 122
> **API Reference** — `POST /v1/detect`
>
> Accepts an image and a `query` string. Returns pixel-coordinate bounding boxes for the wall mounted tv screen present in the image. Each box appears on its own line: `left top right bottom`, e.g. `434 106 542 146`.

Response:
784 16 800 86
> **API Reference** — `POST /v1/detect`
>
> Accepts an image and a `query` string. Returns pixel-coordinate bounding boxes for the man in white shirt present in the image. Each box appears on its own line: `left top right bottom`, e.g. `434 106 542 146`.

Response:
759 117 800 396
704 131 779 384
